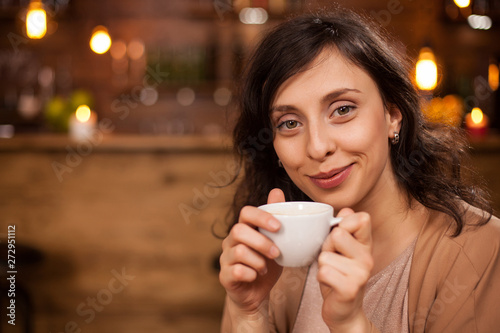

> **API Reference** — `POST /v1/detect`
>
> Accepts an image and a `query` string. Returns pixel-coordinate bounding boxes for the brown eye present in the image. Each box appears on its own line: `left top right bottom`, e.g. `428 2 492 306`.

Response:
284 120 298 129
336 105 353 116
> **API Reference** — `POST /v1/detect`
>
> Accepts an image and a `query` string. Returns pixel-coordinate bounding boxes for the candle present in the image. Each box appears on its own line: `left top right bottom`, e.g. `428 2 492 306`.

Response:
69 105 97 142
465 107 489 138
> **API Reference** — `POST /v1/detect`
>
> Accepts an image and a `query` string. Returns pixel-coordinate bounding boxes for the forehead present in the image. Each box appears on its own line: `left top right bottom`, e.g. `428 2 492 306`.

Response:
272 48 378 105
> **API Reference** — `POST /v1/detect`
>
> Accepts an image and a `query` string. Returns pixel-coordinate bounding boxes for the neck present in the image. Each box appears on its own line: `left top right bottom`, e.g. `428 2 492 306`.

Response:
353 172 428 275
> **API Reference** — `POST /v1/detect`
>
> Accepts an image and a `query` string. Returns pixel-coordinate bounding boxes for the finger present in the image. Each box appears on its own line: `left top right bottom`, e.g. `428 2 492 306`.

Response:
224 243 269 276
267 188 286 204
262 189 285 257
322 227 372 264
221 263 258 285
317 262 350 295
239 205 281 232
317 264 363 304
337 211 372 247
318 251 371 282
318 251 352 277
336 207 355 218
225 222 280 260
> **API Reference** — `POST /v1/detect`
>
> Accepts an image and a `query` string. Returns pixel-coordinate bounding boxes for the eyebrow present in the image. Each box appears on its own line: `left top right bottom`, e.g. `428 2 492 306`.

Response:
270 88 362 113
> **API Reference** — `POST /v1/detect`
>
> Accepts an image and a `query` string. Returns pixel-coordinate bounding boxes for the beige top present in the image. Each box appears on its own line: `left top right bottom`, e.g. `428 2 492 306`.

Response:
292 238 416 333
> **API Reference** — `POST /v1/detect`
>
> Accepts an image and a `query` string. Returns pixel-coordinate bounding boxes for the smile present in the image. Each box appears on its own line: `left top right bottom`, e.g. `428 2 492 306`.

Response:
309 164 353 189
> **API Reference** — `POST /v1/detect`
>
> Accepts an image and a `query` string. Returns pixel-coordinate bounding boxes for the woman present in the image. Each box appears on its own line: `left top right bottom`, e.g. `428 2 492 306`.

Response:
218 8 500 333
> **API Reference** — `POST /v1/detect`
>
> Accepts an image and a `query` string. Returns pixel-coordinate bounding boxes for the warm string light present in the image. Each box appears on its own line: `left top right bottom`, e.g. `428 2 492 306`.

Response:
90 26 112 54
453 0 470 8
26 0 47 39
415 47 438 91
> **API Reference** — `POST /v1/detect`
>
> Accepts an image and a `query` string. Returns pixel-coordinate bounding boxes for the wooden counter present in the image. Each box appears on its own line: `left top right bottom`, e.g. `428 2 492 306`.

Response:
0 133 232 153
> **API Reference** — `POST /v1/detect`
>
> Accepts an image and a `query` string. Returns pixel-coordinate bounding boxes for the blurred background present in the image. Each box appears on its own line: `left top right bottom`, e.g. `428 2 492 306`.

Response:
0 0 499 332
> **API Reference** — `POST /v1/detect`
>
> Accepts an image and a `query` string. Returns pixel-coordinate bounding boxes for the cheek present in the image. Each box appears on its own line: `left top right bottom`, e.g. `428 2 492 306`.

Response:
273 139 305 168
348 112 388 147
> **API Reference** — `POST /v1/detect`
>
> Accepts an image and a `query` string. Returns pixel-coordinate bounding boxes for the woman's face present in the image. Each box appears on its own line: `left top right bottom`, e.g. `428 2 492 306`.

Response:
271 48 401 212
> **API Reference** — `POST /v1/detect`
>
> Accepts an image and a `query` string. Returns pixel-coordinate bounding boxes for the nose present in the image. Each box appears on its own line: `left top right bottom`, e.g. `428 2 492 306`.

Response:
306 121 336 161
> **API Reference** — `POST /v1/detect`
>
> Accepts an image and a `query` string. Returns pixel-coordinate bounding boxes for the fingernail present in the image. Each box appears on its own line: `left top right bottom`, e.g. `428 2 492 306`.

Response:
269 246 280 258
269 218 280 230
260 267 268 275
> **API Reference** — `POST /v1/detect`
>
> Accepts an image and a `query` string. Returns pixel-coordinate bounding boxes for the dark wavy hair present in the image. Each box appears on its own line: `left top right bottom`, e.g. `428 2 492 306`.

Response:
226 8 492 236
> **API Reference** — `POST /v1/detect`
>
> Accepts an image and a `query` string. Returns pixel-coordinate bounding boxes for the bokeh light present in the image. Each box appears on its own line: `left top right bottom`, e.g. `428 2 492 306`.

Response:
416 47 438 91
75 105 91 122
26 1 47 39
90 26 112 54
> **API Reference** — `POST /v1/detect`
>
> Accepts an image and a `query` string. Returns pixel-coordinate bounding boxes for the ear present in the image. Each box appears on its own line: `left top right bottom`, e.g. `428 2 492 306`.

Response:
386 104 402 138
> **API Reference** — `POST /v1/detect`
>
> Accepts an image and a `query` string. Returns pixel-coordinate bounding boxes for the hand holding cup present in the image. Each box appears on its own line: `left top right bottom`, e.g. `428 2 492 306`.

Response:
258 201 342 267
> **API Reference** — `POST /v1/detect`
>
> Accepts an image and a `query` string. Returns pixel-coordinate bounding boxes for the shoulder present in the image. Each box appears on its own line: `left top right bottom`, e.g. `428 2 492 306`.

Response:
450 208 500 275
409 207 500 331
422 206 500 279
457 205 500 243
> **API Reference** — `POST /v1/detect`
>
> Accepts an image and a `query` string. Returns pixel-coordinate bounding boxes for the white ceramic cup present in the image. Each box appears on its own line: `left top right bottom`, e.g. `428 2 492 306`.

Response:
258 201 342 267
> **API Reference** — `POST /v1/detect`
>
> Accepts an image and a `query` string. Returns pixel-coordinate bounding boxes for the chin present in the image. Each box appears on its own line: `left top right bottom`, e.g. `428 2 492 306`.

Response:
307 190 355 211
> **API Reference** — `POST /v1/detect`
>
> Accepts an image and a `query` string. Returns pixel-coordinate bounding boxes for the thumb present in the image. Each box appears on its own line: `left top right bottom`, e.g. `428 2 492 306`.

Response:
336 207 355 218
267 188 286 204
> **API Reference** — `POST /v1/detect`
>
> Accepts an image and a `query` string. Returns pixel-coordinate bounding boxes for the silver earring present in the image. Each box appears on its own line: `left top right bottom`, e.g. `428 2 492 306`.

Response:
391 132 400 145
278 159 283 168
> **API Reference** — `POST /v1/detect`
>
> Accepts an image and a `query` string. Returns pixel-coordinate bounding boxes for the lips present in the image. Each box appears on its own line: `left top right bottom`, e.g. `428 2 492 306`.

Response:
309 164 353 189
